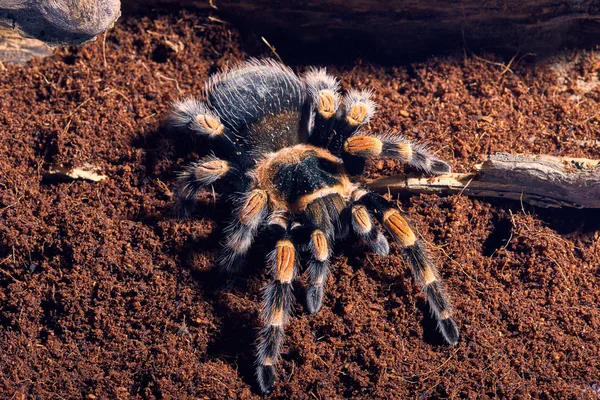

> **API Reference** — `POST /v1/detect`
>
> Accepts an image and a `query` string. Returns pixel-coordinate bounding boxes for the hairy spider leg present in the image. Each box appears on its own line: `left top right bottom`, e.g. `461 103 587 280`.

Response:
169 98 253 216
303 67 341 148
291 222 333 315
343 134 451 175
218 189 269 276
298 194 347 316
174 155 251 217
255 215 297 395
169 97 252 167
344 201 390 256
357 191 459 346
328 89 376 158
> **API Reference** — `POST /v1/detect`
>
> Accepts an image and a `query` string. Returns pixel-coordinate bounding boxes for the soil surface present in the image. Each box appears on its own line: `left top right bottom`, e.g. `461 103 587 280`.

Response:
1 11 600 399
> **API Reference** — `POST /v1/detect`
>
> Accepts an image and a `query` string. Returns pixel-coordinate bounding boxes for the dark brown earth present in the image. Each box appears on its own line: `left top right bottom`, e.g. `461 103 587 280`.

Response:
1 11 600 399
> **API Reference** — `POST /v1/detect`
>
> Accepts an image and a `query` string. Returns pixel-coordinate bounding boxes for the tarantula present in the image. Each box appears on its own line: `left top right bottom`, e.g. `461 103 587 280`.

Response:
169 59 459 394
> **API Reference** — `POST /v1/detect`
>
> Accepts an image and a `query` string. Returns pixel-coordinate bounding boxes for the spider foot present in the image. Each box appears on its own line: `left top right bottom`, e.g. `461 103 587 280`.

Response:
306 285 325 314
256 364 276 395
439 317 460 346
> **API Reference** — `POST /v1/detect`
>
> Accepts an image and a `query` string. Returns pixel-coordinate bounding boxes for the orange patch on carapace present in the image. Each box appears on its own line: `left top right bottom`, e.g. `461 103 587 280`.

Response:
254 144 351 210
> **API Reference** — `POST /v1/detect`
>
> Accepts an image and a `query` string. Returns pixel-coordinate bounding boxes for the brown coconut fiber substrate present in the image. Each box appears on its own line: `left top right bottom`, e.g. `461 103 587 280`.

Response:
1 11 600 399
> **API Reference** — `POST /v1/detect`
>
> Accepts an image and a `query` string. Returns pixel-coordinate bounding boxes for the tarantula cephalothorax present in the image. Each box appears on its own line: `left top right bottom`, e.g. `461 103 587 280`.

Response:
169 59 459 394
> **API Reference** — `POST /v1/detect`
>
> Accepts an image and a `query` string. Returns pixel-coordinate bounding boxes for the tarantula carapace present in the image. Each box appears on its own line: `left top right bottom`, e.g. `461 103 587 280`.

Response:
169 59 459 394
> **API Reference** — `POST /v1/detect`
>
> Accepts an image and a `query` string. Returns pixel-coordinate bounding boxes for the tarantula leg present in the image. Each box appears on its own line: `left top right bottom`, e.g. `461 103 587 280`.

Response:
303 68 341 147
293 194 347 314
168 97 251 167
348 202 389 256
293 224 332 314
329 89 376 155
343 134 451 175
218 189 269 276
256 216 297 395
174 156 250 218
357 191 459 346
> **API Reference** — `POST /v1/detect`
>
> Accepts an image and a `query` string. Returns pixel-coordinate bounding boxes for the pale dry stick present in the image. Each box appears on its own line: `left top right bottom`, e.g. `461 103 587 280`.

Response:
287 360 295 383
0 196 23 215
547 255 569 286
156 179 173 197
471 54 514 73
103 87 131 103
44 164 107 182
503 210 515 251
156 72 182 93
261 36 283 64
0 267 22 283
102 30 108 69
207 16 227 24
499 52 518 78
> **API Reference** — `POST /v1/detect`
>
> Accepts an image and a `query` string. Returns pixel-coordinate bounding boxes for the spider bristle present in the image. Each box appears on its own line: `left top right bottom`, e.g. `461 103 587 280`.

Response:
256 324 284 364
204 58 306 155
169 97 225 137
303 67 341 147
173 196 196 219
256 229 297 393
238 189 268 226
309 229 330 262
303 194 345 240
218 194 267 276
304 67 340 93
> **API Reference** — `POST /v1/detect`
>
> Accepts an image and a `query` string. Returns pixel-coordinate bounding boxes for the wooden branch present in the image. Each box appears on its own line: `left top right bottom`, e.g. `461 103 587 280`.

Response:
0 0 121 47
366 153 600 208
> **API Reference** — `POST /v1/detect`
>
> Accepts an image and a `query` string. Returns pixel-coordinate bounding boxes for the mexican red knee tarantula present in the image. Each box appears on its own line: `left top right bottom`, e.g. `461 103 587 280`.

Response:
169 59 459 394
